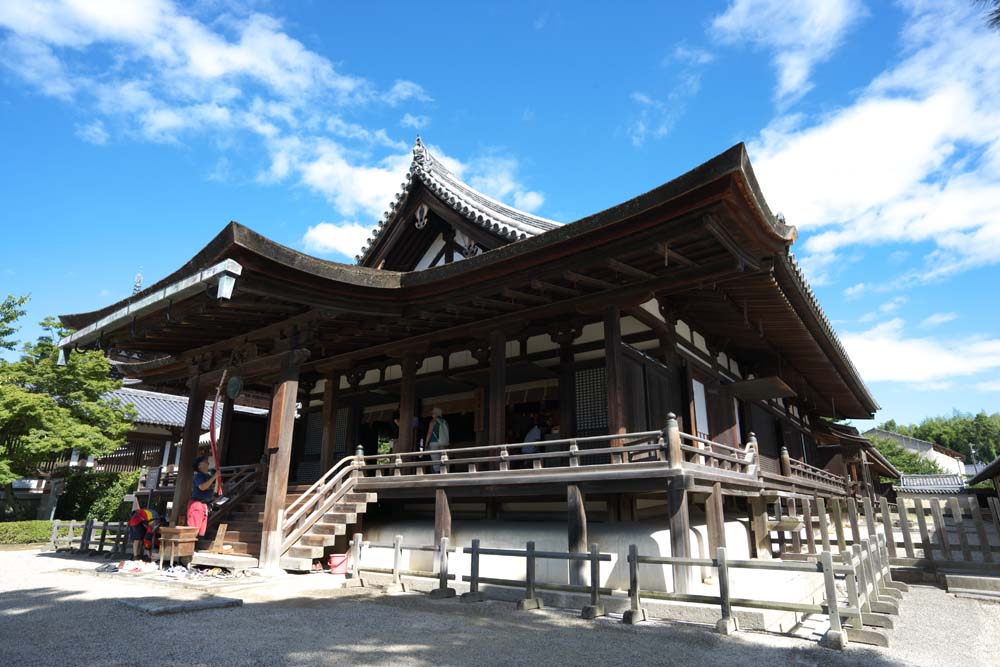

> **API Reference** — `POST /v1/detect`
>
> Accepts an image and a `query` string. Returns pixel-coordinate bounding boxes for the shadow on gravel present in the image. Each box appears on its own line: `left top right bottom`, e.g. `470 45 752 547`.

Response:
0 584 907 667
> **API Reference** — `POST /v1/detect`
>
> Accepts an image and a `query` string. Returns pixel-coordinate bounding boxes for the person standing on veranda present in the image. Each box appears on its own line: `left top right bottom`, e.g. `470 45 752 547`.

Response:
425 407 450 472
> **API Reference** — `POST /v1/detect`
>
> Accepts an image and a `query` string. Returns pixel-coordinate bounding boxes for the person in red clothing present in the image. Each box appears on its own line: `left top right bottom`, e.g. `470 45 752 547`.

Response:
128 508 162 560
186 456 220 537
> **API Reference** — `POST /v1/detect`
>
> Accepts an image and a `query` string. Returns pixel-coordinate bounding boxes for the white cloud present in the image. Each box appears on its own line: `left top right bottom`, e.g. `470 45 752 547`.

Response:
382 80 431 106
75 119 108 144
841 318 1000 383
975 380 1000 392
0 1 547 260
750 1 1000 285
670 44 714 66
920 312 958 327
843 282 866 298
711 0 865 104
400 113 429 130
464 154 545 213
879 296 906 314
302 221 372 258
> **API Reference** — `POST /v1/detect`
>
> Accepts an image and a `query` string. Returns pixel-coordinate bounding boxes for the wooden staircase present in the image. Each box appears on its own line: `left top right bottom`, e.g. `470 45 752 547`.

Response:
278 490 376 571
196 485 375 570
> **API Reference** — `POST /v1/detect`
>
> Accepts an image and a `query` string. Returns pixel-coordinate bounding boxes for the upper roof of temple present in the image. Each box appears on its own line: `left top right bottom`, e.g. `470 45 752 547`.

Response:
356 138 562 267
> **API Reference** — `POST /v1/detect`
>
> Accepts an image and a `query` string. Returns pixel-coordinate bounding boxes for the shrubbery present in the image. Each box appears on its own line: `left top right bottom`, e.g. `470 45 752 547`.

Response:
54 469 140 522
0 520 55 544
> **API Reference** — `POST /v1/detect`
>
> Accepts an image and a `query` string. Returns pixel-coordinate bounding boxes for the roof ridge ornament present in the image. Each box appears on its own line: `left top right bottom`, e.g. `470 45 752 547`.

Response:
413 135 426 165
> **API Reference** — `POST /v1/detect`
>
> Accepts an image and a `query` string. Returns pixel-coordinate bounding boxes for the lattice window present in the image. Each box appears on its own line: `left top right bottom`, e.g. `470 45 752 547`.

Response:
575 366 608 435
334 407 350 455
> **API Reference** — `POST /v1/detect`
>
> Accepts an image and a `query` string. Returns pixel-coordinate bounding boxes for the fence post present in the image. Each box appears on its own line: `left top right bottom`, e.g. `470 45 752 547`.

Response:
345 532 364 588
461 539 486 602
383 534 405 593
517 541 542 610
831 498 847 552
581 544 606 619
820 551 847 650
77 519 94 554
568 442 579 468
96 521 109 554
49 520 61 551
623 544 647 624
817 497 831 553
847 498 862 546
715 546 736 635
429 536 457 598
879 498 897 558
852 544 872 614
666 414 682 469
839 549 866 632
112 521 126 558
803 499 816 555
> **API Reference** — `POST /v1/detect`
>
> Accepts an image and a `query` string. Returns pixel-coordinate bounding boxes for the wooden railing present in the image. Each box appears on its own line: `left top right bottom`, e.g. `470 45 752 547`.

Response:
788 457 847 490
137 463 258 494
280 455 359 553
677 432 757 475
207 465 261 529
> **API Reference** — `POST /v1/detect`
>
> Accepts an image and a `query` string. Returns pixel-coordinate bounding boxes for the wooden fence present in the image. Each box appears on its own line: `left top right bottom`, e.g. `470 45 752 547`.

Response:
345 532 904 649
49 519 130 558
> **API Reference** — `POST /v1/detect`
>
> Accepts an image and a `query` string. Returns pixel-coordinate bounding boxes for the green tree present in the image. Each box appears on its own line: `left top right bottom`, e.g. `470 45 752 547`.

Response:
879 411 1000 464
0 305 135 490
975 1 1000 30
868 435 945 476
0 295 29 351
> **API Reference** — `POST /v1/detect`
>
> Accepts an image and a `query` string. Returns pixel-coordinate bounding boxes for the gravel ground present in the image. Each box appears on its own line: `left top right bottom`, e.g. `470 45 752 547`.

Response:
1 548 997 667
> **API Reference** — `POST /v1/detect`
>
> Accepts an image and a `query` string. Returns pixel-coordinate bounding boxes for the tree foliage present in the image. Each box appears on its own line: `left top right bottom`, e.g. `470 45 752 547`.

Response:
868 435 945 476
0 294 29 351
880 411 1000 465
975 0 1000 30
0 301 135 485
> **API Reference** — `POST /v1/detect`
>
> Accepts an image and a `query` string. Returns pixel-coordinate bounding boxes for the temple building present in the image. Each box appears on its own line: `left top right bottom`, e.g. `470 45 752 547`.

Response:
58 140 889 576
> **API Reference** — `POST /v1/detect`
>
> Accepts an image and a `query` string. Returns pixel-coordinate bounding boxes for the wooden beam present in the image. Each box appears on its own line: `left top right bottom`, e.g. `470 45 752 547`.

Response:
302 260 741 374
654 241 696 267
707 482 726 555
604 306 626 446
564 270 618 290
434 488 452 544
259 357 302 569
170 377 206 525
607 258 656 280
488 329 507 447
667 482 692 593
319 372 341 472
568 484 587 586
530 279 581 297
216 393 235 467
397 355 419 453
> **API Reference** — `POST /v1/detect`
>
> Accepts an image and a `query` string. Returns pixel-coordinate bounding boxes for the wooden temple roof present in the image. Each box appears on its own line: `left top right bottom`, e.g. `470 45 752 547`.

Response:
357 138 560 266
58 142 879 419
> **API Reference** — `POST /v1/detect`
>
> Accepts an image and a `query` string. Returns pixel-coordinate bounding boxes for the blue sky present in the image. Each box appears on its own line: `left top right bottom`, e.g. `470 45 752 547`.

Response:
1 0 998 428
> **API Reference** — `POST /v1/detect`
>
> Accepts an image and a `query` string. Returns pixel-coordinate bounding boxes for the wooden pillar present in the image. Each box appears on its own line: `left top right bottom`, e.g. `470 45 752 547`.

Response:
319 372 341 471
552 326 579 439
397 356 418 453
259 356 302 570
488 330 507 446
434 488 452 544
667 481 691 593
216 393 235 467
170 377 206 525
568 484 588 586
707 482 726 553
750 496 772 559
603 306 626 445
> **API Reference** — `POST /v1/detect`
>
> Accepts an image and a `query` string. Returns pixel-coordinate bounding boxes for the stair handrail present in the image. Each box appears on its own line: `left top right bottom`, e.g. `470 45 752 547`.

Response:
282 456 355 532
206 464 261 529
280 461 359 554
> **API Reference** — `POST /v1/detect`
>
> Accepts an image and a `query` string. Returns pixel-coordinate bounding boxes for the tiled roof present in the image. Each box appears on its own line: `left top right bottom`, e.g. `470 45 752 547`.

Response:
357 138 561 263
895 474 966 494
106 387 267 430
